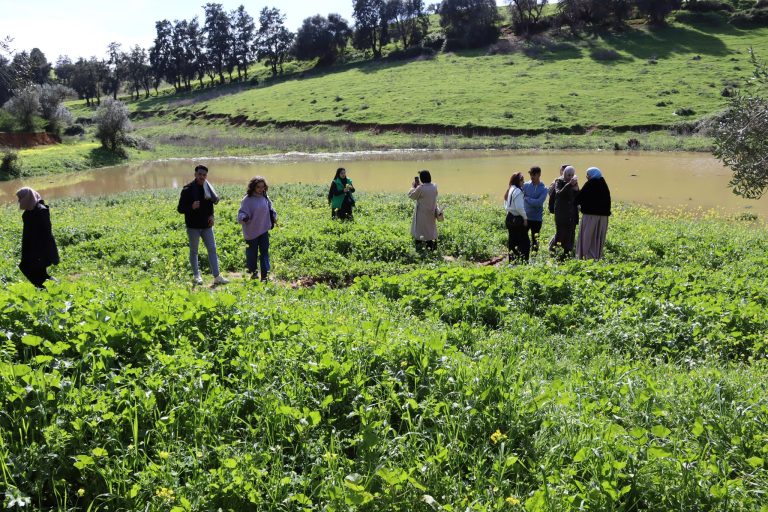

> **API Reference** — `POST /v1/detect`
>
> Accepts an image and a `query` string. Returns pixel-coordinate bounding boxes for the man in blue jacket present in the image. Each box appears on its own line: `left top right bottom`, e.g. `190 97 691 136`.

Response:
522 166 548 254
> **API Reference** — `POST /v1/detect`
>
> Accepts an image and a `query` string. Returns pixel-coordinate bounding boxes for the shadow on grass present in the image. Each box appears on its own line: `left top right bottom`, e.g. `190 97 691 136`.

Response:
607 24 731 59
86 147 128 168
672 11 746 36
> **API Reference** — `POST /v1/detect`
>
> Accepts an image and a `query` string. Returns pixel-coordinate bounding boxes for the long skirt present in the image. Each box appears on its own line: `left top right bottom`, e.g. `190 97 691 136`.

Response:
576 214 609 260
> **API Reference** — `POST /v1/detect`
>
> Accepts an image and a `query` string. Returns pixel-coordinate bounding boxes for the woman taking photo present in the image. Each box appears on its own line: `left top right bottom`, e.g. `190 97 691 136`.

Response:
408 170 438 251
238 176 277 281
504 172 529 263
328 167 355 220
575 167 611 260
16 187 59 288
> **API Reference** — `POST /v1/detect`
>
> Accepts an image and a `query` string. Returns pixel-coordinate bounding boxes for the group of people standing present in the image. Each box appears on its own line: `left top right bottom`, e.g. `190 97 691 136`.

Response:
177 165 276 285
12 163 610 289
504 164 612 263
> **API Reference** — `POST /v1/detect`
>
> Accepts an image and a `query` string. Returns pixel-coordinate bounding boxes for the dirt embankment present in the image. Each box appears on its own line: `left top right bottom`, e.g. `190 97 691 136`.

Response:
0 132 60 148
131 109 672 138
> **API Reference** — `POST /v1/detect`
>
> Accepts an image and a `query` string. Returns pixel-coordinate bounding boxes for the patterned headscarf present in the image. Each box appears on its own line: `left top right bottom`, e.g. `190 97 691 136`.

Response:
586 167 603 180
16 187 42 211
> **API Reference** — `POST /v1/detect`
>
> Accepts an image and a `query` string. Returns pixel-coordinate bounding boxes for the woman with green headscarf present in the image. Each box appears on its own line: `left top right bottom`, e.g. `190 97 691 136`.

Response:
328 167 356 220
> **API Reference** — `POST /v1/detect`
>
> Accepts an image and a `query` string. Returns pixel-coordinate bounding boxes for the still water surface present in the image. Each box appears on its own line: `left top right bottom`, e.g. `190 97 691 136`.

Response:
1 150 766 217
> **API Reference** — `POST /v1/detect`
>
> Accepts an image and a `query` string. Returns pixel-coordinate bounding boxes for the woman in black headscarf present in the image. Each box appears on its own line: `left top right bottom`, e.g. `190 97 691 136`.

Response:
16 187 59 287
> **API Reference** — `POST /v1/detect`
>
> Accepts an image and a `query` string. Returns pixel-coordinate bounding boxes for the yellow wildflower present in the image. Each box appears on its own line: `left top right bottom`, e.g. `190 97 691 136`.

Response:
155 487 175 502
159 451 170 460
490 429 508 445
77 488 85 497
506 496 521 506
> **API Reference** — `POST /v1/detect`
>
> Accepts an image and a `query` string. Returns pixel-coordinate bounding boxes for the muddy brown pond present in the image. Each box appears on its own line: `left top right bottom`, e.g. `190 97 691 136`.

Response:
1 150 766 217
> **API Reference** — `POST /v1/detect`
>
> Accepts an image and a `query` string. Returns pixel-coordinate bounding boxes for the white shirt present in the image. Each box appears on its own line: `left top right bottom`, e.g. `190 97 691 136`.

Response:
504 186 527 220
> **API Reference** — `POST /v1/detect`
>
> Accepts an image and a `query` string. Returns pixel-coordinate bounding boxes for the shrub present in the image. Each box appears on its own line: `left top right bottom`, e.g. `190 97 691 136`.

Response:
674 107 696 116
63 124 85 136
3 87 41 131
122 134 154 151
730 7 768 27
591 48 623 62
685 0 734 12
94 98 133 153
422 32 445 51
0 150 22 179
386 47 435 61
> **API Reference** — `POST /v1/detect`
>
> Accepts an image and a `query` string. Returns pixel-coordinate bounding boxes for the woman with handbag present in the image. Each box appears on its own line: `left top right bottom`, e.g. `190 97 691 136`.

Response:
328 167 355 220
238 176 277 282
408 170 439 252
504 172 529 263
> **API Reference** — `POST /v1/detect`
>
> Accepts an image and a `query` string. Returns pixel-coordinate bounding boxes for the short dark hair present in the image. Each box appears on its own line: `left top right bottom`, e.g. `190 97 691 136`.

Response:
529 166 542 175
418 170 432 183
194 165 208 174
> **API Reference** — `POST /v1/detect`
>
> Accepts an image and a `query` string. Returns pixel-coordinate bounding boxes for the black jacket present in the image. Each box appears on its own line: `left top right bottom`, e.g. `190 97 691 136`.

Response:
177 181 217 229
576 178 611 216
554 178 579 225
21 201 59 266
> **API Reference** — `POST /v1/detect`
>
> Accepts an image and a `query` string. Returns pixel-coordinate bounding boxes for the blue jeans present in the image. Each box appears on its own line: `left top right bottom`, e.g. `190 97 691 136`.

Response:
246 232 270 277
186 227 220 276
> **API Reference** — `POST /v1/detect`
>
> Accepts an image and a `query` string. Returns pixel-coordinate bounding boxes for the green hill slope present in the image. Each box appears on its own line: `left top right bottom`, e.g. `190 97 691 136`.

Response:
133 14 768 133
18 13 768 176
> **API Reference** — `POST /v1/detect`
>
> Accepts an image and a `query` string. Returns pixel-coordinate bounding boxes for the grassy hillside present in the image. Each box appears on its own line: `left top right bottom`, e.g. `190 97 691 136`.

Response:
8 12 765 177
1 187 767 510
191 20 765 132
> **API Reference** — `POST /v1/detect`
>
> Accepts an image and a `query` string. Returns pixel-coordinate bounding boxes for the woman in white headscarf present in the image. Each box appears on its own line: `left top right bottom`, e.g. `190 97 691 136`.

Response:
575 167 611 260
16 187 59 287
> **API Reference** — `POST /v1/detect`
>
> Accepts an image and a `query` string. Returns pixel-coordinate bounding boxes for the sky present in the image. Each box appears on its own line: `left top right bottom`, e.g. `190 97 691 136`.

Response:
0 0 360 62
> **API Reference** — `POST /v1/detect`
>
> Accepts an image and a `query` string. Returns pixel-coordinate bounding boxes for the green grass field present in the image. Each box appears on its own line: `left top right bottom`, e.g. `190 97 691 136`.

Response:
1 187 767 510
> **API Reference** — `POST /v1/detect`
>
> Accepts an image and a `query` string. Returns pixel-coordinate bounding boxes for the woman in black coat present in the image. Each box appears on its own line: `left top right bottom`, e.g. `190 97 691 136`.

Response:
16 187 59 287
575 167 611 260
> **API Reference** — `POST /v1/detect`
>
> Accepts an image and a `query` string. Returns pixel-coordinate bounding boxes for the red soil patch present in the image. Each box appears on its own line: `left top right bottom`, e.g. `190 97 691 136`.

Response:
0 132 60 148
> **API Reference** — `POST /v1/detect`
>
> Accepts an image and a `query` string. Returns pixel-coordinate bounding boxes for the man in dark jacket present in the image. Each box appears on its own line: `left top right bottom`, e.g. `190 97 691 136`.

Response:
548 165 579 259
177 165 228 286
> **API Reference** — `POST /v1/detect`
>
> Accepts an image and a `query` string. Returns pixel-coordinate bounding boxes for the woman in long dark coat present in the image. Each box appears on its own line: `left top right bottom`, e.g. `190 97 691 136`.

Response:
575 167 611 260
16 187 59 287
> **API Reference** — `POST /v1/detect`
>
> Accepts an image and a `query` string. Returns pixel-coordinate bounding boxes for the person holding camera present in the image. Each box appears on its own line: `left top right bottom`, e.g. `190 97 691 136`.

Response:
177 164 228 286
408 170 438 251
548 165 580 260
238 176 277 282
504 172 529 263
328 167 356 220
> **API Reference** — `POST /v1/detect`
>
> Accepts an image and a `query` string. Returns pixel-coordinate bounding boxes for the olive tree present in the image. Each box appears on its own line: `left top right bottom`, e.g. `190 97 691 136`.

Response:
94 98 133 152
3 86 40 130
39 84 75 133
712 51 768 199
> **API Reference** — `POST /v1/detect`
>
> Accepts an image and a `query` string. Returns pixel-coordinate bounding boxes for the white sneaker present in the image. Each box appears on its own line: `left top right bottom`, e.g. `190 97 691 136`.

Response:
213 274 229 285
192 274 203 285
